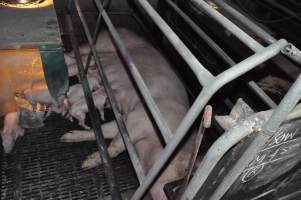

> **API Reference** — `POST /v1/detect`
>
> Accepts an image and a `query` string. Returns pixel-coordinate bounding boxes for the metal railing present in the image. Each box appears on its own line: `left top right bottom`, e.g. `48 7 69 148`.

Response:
66 0 301 199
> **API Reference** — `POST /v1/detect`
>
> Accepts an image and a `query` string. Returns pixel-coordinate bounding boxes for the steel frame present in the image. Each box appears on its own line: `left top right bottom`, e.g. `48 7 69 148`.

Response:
66 0 301 200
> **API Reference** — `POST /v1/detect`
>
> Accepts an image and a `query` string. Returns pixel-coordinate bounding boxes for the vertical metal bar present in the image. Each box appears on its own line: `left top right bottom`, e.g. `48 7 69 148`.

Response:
66 14 122 200
131 40 287 200
190 0 264 52
93 0 174 143
134 0 215 86
84 0 111 74
164 0 276 108
213 0 301 66
74 0 145 183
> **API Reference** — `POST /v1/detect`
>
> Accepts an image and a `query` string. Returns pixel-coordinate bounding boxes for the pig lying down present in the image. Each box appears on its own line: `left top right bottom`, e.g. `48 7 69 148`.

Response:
61 28 194 200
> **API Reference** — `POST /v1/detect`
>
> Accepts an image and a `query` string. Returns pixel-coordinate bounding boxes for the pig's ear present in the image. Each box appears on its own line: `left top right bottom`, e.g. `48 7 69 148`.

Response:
215 115 236 131
229 98 254 120
215 98 254 131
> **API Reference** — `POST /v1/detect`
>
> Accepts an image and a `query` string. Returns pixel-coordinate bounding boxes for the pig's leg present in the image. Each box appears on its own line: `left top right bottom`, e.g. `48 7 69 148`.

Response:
82 133 125 169
61 120 118 142
81 108 149 169
1 112 24 153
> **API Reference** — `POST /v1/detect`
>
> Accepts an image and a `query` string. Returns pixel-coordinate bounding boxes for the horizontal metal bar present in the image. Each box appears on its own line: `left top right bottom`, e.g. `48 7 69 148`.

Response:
135 0 215 86
214 39 287 89
213 0 301 67
74 0 145 183
66 13 122 200
207 74 301 200
93 0 174 143
191 0 264 52
164 0 276 108
131 39 287 200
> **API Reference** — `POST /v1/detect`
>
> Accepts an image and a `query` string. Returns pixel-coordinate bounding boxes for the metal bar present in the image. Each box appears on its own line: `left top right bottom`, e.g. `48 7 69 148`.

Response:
263 0 301 23
74 0 145 183
164 0 276 108
205 67 301 200
263 74 301 134
190 72 301 199
84 0 111 75
178 105 212 199
190 0 264 52
66 13 122 200
131 39 287 200
181 102 301 200
134 0 215 86
213 0 301 66
93 0 174 143
248 81 277 108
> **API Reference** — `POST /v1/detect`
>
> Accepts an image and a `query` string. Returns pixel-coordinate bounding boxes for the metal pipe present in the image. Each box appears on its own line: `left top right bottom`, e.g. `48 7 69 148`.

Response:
181 102 301 200
93 0 174 143
66 13 122 200
263 0 301 23
190 0 264 52
74 0 145 183
263 74 301 134
213 0 301 66
164 0 276 108
84 0 111 74
131 39 287 200
214 40 287 89
205 75 301 200
134 0 215 86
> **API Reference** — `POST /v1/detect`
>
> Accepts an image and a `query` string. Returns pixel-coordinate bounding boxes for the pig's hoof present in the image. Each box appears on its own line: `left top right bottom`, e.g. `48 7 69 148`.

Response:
60 131 83 142
82 152 101 169
1 129 23 153
1 133 15 153
1 126 24 153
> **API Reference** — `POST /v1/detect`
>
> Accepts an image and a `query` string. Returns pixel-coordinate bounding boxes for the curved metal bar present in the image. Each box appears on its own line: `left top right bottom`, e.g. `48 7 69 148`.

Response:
213 0 301 68
131 39 287 200
181 102 301 200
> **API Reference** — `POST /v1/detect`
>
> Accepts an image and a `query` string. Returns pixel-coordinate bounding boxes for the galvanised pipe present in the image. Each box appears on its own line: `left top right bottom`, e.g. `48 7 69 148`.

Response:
131 39 287 200
164 0 276 108
190 0 264 52
181 102 301 200
93 0 174 143
213 0 301 66
134 0 215 86
206 62 301 200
